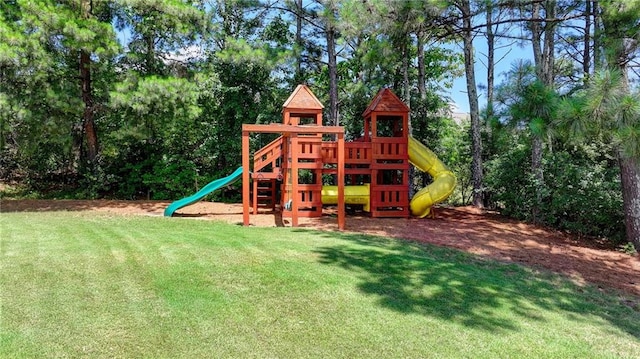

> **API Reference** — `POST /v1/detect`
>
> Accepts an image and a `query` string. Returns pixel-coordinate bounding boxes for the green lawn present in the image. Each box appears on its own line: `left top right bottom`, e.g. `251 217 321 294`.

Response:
1 211 639 358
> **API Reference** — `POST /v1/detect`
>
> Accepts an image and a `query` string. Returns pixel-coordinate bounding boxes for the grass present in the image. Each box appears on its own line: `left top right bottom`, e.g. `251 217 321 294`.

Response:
1 211 639 358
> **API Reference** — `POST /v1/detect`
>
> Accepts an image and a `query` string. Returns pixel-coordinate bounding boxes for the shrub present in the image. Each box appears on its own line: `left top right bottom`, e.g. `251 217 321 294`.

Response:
485 137 625 244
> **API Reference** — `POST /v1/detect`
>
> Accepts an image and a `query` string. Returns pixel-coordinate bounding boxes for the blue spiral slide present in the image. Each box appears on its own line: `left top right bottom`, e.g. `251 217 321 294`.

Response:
164 167 243 217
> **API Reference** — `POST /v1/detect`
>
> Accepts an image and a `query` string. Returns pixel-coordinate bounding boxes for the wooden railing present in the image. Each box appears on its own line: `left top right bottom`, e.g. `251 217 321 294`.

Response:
295 137 323 160
321 142 372 165
253 136 283 175
372 138 407 161
370 185 409 217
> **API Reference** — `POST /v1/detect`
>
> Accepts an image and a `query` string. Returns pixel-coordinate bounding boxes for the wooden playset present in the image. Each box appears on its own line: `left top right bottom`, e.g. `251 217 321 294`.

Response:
241 85 417 230
165 84 455 226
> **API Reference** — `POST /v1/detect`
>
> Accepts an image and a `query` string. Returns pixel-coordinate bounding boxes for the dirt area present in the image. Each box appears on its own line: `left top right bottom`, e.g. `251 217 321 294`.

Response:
2 199 639 299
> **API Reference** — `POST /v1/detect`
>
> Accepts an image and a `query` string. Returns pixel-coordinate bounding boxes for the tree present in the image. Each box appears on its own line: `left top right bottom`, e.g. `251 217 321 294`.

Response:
527 0 558 223
596 0 640 250
557 0 640 250
78 0 98 164
495 60 559 172
293 0 304 84
1 0 118 179
323 0 339 127
451 0 484 208
197 0 284 176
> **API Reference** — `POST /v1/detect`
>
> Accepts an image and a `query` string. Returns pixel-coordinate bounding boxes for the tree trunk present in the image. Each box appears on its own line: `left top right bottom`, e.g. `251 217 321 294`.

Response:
326 20 338 127
80 0 98 164
461 0 484 208
530 0 556 223
417 32 426 100
295 0 303 84
600 0 640 249
484 2 495 208
593 1 640 252
583 0 592 82
531 2 543 74
531 0 556 85
485 1 494 112
401 38 410 105
593 1 603 71
619 156 640 251
401 34 414 198
80 50 98 163
541 1 556 86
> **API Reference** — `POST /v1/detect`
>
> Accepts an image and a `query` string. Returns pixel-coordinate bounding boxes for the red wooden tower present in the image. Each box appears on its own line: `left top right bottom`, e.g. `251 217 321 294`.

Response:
361 88 411 217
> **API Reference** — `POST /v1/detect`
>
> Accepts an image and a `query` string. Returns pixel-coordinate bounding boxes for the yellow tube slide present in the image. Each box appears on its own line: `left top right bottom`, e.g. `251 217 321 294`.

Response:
322 184 370 212
408 136 456 218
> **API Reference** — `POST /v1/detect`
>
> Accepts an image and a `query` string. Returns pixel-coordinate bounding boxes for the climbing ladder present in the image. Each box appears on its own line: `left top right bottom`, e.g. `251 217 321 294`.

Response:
250 135 283 214
251 179 277 213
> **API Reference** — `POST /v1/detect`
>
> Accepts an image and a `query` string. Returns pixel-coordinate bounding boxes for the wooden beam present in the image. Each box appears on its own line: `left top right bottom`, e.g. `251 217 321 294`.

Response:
252 180 258 215
337 133 345 230
242 124 344 134
291 133 299 227
242 131 250 226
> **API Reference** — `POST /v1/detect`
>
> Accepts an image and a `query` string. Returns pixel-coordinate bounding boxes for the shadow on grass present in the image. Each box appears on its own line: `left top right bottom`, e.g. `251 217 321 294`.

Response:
297 228 640 336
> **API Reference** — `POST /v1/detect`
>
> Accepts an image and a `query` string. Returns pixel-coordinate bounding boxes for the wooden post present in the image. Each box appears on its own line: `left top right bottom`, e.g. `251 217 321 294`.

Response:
371 114 377 139
281 133 289 209
252 180 258 214
364 117 370 142
337 132 345 230
242 131 250 226
291 133 299 227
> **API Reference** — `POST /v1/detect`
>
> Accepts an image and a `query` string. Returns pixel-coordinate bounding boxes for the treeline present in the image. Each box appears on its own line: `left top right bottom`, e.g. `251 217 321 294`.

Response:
1 1 638 249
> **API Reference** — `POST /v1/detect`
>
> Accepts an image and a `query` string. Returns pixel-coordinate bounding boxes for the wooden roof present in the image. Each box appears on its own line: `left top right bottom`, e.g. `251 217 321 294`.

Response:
362 88 410 117
282 84 324 110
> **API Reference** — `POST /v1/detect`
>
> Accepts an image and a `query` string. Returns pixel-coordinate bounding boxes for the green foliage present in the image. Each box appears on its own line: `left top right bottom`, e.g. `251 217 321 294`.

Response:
97 136 209 200
496 62 559 140
114 0 205 75
557 70 640 160
487 59 629 239
438 118 473 205
98 74 205 199
109 75 201 139
100 137 162 199
484 135 534 215
142 158 199 200
485 134 625 243
1 0 464 204
195 58 280 180
0 0 119 191
333 79 372 139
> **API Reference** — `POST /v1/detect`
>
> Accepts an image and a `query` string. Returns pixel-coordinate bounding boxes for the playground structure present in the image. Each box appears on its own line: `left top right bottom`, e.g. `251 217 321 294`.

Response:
240 85 456 229
165 85 455 229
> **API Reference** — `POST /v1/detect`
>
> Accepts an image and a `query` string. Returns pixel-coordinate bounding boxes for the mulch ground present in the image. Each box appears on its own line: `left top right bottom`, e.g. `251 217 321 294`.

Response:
2 199 639 300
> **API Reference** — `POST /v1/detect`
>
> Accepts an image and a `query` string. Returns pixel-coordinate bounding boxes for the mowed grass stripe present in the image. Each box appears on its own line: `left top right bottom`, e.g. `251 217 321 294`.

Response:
1 211 639 358
3 214 173 356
